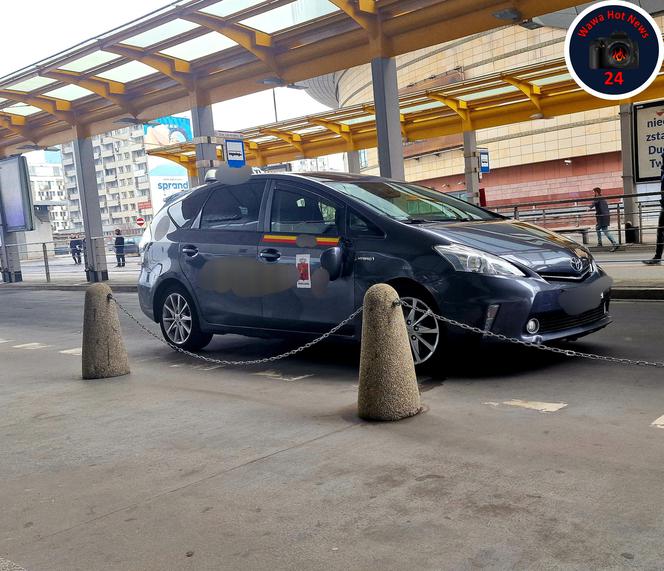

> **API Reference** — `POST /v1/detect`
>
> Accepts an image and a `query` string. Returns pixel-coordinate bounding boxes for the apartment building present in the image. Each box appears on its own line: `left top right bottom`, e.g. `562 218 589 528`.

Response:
61 127 152 234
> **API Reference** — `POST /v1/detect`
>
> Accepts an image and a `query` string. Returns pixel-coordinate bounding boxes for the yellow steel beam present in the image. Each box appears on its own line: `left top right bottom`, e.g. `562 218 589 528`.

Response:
41 69 136 115
182 12 281 77
0 112 34 141
310 118 353 144
426 93 472 130
103 44 194 89
261 129 304 153
501 74 542 111
0 90 74 124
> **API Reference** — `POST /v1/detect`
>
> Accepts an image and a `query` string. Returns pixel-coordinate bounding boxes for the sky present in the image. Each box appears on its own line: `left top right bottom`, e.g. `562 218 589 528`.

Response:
1 0 330 132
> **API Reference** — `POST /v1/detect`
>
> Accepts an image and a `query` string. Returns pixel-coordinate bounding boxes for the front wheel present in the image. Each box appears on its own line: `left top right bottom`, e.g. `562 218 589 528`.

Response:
159 287 213 351
399 295 442 366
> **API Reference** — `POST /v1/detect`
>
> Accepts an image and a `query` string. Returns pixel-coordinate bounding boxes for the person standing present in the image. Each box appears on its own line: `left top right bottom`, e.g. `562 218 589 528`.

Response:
114 229 125 268
590 187 619 252
643 154 664 265
69 234 82 265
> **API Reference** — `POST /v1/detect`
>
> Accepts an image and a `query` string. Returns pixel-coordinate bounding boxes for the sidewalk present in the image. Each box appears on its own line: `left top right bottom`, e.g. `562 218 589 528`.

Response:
2 246 663 297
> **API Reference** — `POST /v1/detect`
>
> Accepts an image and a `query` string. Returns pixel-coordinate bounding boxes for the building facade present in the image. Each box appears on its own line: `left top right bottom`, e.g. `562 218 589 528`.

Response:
61 127 152 234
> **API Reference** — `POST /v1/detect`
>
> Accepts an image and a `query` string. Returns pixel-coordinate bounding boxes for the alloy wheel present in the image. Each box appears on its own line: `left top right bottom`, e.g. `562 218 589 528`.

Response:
162 293 193 345
400 296 440 365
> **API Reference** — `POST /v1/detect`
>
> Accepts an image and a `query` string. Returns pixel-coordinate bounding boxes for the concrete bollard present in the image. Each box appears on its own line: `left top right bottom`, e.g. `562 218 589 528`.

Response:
358 284 421 421
82 283 130 380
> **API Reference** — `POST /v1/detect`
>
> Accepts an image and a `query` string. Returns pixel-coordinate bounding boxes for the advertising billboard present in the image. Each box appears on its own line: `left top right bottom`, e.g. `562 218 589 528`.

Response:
148 163 190 213
0 155 34 232
633 100 664 182
143 115 193 148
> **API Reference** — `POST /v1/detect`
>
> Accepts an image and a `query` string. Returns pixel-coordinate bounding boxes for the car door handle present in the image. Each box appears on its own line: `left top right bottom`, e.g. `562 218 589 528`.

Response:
181 245 199 257
259 248 281 262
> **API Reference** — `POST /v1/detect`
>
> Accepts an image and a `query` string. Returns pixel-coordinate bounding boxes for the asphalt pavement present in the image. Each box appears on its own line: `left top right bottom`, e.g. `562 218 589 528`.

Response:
1 289 664 569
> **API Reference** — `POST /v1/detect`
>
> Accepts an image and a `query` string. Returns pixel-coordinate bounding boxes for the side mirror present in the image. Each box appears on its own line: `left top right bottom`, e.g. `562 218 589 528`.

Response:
320 246 343 281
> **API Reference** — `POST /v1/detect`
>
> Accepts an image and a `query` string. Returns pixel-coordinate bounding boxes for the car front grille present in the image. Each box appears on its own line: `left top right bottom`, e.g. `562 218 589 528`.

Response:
531 304 608 334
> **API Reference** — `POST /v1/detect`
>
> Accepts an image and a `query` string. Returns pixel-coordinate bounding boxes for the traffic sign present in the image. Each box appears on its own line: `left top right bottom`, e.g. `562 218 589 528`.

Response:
136 216 146 228
225 139 246 168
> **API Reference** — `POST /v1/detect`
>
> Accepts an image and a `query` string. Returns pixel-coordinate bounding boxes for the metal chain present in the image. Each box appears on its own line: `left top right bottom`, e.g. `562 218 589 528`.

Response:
109 294 363 366
396 300 664 369
109 293 664 369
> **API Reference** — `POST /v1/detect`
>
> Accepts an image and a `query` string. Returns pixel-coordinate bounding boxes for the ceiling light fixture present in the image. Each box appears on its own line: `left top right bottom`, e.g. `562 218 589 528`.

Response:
492 7 522 22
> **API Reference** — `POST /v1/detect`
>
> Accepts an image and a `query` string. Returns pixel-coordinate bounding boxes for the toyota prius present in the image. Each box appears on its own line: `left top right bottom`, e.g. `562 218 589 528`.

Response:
138 172 612 366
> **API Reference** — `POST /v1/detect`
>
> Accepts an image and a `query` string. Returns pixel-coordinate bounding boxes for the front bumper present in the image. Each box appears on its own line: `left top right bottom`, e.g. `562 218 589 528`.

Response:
428 269 613 343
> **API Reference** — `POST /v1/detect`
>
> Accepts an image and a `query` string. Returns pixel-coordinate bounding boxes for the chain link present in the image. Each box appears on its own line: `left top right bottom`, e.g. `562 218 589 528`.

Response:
396 299 664 369
109 294 362 366
109 293 664 370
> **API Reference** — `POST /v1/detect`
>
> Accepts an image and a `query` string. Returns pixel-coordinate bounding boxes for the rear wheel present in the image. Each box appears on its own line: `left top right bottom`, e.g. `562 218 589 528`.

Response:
159 286 212 351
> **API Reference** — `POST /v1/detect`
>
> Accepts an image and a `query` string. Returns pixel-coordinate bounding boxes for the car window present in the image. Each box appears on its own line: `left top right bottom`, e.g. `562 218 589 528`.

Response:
270 188 342 235
325 180 501 222
200 182 266 231
168 189 211 228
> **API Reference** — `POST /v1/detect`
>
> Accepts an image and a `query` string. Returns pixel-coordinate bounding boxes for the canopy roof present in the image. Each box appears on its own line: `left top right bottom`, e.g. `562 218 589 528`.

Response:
149 56 664 174
0 0 581 154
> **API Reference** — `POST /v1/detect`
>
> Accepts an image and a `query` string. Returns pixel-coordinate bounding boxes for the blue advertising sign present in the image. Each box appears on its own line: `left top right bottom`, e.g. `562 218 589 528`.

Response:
143 115 193 147
479 148 490 173
225 139 246 168
0 155 34 232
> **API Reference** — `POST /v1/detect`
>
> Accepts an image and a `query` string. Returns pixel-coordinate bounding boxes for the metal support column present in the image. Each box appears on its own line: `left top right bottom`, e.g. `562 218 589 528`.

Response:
0 222 22 282
71 126 108 282
371 57 405 180
191 93 217 185
619 103 638 228
346 150 361 174
464 130 480 205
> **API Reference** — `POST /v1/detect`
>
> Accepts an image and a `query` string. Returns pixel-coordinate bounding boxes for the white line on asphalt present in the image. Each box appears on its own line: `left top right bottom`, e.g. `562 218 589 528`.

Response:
651 415 664 429
59 348 82 356
0 339 12 344
254 370 314 382
484 399 568 413
12 343 52 350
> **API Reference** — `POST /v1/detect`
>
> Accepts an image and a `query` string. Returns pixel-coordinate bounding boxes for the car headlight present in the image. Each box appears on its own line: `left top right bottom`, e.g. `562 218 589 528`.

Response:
434 244 525 277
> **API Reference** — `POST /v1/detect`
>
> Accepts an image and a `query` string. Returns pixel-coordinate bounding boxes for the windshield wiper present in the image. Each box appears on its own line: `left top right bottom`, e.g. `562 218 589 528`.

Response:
403 218 430 224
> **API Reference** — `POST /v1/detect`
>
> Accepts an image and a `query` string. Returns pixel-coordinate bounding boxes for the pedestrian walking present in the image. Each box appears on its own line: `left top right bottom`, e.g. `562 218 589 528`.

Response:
69 234 83 265
643 154 664 265
590 187 618 252
114 229 125 268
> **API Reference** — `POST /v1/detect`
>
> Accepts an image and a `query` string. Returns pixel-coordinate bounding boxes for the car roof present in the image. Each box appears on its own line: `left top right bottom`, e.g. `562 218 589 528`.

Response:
252 171 389 184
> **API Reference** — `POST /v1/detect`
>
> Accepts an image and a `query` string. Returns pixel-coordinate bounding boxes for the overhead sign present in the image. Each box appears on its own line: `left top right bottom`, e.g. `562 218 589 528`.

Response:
136 216 146 228
633 100 664 182
0 155 34 232
479 148 490 173
225 139 246 168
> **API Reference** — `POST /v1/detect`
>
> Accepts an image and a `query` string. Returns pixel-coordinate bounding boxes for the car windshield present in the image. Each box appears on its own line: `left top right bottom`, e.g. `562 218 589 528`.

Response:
324 180 501 222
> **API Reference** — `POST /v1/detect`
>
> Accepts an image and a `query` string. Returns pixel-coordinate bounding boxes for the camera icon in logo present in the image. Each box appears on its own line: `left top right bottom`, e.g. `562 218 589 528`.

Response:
589 32 639 69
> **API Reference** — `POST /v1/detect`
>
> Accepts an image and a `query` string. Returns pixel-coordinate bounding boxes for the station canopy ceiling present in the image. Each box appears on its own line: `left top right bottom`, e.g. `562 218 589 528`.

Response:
0 0 582 154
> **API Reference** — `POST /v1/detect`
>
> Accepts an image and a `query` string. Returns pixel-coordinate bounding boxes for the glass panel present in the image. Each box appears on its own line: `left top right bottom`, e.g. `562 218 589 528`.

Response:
161 33 237 60
43 85 94 101
60 51 121 73
122 19 200 48
97 61 158 83
201 0 266 18
200 182 266 231
400 101 443 114
340 115 374 126
270 188 341 235
293 126 324 135
1 104 42 116
240 0 338 33
532 73 572 86
458 86 518 101
5 77 57 92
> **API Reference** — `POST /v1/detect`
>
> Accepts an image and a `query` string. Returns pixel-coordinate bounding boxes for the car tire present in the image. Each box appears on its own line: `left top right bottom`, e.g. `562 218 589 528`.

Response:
393 285 445 369
159 285 213 351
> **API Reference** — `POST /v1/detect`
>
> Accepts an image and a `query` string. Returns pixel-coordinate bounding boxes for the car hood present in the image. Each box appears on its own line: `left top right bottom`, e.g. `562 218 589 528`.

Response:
421 219 593 278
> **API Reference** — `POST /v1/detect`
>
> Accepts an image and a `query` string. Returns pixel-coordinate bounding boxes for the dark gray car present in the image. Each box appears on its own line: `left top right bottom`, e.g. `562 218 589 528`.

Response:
138 172 612 365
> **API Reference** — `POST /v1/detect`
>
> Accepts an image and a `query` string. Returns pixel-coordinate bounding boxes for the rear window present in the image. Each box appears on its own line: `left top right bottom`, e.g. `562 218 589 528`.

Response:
167 189 211 228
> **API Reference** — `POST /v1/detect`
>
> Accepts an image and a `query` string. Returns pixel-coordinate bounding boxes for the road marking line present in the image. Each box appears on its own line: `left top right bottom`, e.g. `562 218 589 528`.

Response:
59 348 82 356
12 343 51 350
254 370 314 382
485 399 568 413
651 415 664 429
0 338 12 344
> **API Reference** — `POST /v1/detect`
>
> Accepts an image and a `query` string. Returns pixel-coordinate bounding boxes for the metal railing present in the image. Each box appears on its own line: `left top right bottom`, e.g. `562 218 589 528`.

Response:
492 191 663 249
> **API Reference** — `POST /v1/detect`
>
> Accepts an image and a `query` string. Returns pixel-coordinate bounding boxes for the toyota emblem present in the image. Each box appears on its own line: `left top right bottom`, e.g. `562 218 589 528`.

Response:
570 257 584 272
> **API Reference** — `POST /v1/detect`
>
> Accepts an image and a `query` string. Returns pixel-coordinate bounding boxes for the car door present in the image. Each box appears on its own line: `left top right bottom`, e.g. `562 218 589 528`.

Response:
259 181 355 333
179 180 267 328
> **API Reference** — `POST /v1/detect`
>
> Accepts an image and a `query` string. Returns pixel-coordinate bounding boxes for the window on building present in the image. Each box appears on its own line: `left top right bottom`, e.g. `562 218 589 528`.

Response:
359 149 369 169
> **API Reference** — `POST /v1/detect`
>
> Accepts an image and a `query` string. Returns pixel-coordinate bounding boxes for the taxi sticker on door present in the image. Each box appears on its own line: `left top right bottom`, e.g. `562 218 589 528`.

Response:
296 254 311 288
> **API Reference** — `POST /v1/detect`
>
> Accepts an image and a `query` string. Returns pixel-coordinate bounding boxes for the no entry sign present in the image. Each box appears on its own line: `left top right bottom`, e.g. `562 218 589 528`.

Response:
136 216 146 228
